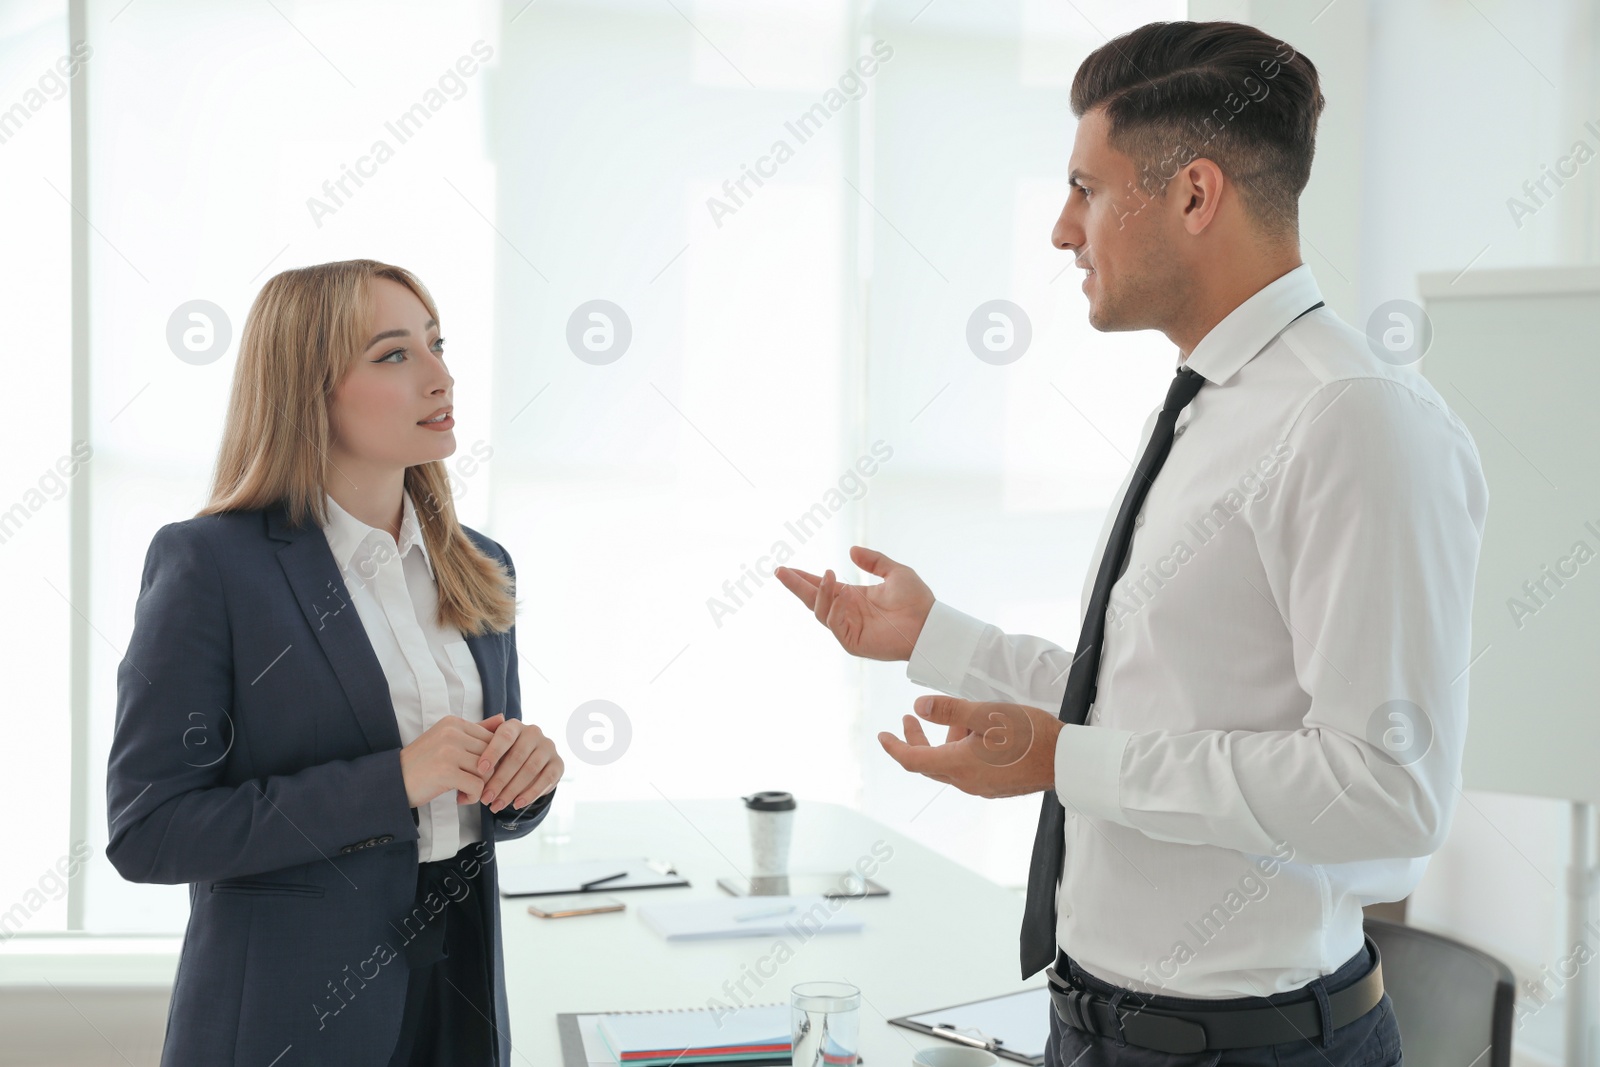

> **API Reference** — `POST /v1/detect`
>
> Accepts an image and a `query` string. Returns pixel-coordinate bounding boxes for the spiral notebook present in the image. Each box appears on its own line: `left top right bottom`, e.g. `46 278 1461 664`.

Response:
556 1003 805 1067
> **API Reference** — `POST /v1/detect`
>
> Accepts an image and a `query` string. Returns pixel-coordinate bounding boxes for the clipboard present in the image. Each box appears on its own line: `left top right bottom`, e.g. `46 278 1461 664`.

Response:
498 857 688 897
888 987 1051 1066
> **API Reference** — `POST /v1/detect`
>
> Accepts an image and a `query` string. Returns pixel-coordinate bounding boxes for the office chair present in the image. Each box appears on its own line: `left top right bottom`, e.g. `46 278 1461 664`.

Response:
1364 917 1516 1067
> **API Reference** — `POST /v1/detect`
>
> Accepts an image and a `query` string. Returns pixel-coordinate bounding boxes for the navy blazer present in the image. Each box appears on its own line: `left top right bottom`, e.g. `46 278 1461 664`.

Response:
105 503 552 1067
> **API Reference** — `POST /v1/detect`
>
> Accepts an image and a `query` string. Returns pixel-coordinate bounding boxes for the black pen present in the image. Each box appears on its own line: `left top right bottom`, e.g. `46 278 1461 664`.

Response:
580 871 627 890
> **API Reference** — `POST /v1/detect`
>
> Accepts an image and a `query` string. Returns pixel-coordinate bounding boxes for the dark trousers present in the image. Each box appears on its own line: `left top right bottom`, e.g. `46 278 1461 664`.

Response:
386 851 498 1067
1043 941 1403 1067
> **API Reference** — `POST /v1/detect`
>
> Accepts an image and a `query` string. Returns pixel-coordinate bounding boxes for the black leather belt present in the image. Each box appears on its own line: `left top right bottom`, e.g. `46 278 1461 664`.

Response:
1045 936 1384 1054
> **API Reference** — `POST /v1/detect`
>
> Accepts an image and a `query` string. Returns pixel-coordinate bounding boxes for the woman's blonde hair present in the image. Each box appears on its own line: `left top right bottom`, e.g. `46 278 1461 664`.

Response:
198 258 515 637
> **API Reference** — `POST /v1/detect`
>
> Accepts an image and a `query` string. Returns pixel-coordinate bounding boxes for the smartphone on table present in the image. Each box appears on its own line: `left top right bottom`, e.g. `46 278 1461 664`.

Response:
526 894 625 918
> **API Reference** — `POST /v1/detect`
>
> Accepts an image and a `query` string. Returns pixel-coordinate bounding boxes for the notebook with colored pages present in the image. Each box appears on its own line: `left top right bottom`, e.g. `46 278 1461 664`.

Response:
555 1003 793 1067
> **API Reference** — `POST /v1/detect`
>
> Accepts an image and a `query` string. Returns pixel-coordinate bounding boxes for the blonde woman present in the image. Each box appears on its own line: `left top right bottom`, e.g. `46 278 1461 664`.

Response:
105 260 563 1067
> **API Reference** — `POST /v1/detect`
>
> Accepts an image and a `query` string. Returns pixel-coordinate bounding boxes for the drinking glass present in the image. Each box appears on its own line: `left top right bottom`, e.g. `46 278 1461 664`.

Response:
790 981 861 1067
537 773 576 845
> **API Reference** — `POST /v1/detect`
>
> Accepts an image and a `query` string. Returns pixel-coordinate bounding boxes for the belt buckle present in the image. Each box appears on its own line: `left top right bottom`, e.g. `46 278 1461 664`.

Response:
1044 967 1100 1037
1046 964 1210 1055
1072 991 1102 1036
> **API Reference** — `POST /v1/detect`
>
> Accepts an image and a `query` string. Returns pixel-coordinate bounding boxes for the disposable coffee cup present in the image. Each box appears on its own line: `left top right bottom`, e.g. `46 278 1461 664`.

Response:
743 791 796 879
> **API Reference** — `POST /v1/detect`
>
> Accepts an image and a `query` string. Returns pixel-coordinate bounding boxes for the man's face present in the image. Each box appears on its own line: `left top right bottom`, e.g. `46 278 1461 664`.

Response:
1052 108 1187 334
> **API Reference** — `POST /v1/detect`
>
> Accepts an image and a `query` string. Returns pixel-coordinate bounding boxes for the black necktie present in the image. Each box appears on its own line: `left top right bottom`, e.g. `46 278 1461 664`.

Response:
1018 363 1207 979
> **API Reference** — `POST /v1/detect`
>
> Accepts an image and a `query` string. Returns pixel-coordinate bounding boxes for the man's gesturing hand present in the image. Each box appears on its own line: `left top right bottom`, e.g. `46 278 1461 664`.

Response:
475 714 564 814
878 695 1063 798
775 546 935 661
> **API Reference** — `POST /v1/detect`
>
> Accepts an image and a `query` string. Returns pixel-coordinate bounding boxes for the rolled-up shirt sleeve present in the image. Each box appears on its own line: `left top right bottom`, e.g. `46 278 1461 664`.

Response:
1054 377 1489 861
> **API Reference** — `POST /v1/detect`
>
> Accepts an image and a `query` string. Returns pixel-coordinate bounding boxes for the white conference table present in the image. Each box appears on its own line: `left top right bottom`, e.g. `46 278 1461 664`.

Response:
496 798 1045 1066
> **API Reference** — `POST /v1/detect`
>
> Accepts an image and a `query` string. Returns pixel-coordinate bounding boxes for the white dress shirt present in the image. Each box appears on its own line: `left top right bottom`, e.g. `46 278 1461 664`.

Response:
320 489 485 863
909 264 1489 998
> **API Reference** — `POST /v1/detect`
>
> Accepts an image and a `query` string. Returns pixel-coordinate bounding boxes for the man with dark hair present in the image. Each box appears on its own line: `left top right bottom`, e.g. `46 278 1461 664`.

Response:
779 19 1487 1067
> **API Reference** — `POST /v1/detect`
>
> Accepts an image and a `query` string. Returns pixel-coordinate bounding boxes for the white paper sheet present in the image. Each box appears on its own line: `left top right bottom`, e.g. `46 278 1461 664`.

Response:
638 896 864 941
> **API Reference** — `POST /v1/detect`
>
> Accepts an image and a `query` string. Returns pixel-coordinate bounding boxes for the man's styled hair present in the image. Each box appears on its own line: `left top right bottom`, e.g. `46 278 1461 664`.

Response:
1070 21 1324 237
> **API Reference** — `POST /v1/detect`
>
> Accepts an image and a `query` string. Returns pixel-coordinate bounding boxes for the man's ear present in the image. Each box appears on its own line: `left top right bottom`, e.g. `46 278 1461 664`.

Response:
1176 157 1227 236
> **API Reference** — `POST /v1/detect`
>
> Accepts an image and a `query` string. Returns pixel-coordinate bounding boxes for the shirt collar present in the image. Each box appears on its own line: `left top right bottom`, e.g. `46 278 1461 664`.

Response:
321 489 433 580
1180 263 1325 386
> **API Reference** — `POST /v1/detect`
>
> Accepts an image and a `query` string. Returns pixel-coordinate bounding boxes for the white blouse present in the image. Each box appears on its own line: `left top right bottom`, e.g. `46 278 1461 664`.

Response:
320 489 485 862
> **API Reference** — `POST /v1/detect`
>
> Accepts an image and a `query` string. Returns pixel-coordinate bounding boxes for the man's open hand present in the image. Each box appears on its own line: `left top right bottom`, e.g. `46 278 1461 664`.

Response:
879 695 1063 798
775 546 934 661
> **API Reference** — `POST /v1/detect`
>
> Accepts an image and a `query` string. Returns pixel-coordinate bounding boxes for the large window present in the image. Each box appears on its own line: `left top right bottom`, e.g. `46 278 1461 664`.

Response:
7 0 1181 938
0 0 76 938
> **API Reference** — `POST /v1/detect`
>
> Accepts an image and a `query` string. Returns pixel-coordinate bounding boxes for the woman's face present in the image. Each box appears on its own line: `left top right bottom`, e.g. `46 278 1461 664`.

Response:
328 277 456 472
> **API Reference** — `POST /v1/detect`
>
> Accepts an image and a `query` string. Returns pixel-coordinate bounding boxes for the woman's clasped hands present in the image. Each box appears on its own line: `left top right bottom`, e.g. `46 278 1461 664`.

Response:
398 714 564 814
